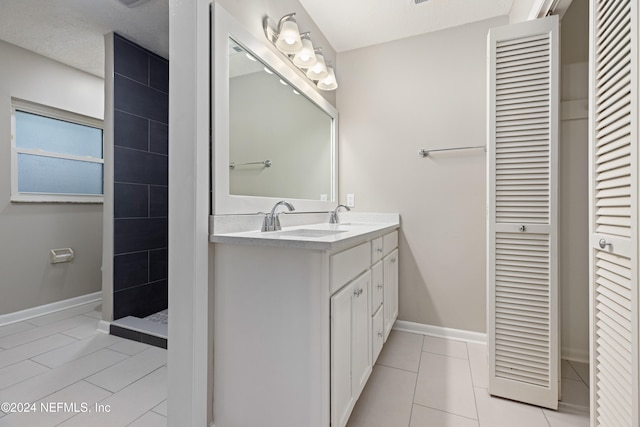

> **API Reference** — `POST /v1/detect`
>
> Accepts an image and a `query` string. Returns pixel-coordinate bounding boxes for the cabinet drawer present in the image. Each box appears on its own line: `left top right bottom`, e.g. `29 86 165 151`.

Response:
371 306 384 363
371 237 383 263
331 242 370 294
383 231 398 256
371 261 383 313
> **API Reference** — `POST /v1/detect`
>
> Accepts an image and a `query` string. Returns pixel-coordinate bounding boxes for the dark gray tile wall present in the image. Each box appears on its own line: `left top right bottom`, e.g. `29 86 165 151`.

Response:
113 33 169 320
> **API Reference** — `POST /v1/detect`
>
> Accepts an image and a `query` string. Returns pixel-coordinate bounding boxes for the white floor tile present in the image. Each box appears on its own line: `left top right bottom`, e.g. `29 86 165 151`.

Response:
152 400 167 417
474 387 549 427
108 340 152 356
560 379 589 408
414 352 477 420
61 320 101 340
376 331 423 372
127 411 167 427
410 405 479 427
466 342 488 389
58 366 167 427
85 347 167 393
0 360 49 390
0 316 95 349
26 303 102 327
562 360 581 381
0 380 112 427
0 349 128 404
568 361 589 387
544 407 590 427
0 322 35 339
347 365 416 427
422 336 468 359
0 334 77 370
31 333 123 369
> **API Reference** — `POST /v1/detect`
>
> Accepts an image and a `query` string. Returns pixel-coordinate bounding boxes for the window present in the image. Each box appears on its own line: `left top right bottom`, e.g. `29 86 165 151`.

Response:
11 99 104 203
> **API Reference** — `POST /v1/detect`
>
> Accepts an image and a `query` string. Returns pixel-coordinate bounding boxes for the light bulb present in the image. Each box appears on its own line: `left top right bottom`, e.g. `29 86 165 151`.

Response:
317 67 338 91
306 51 328 80
275 15 303 54
293 34 317 69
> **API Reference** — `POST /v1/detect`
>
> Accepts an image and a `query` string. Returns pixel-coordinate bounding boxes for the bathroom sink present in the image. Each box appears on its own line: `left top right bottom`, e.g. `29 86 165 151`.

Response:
274 229 347 238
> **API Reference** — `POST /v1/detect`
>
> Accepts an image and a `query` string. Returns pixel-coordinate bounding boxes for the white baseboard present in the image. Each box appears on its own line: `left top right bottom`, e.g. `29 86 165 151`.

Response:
97 320 111 334
393 320 487 344
0 292 102 326
561 347 589 364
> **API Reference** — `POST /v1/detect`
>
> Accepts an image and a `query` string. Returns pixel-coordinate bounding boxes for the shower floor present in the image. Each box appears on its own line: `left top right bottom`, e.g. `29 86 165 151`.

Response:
110 309 168 348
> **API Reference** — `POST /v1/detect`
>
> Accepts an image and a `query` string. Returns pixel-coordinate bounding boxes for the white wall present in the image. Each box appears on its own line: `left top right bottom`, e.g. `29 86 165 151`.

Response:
559 0 589 362
0 40 104 315
338 16 508 332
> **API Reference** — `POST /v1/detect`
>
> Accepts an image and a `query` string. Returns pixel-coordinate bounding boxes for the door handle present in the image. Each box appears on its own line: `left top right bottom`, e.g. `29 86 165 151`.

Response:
599 238 612 249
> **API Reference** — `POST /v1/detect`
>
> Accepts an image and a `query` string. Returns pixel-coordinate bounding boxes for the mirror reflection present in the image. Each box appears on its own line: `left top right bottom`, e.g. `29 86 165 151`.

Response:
228 39 333 201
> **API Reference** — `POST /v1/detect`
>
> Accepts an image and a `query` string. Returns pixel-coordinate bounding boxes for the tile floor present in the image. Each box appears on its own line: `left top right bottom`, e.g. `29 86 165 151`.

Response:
0 303 590 427
347 331 590 427
0 302 167 426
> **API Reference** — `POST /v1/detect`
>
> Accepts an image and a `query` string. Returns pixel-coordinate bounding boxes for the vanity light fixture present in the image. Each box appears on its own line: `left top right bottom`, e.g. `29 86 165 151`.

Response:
265 13 338 91
292 33 317 68
317 64 338 91
275 13 303 54
305 48 329 81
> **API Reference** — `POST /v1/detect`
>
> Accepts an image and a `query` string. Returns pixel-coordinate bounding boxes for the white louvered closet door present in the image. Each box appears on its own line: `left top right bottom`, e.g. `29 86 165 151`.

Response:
487 15 559 409
589 0 638 425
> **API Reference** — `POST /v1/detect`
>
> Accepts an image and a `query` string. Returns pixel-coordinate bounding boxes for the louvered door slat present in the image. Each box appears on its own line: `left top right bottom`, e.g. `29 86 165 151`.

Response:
590 0 637 422
488 16 558 410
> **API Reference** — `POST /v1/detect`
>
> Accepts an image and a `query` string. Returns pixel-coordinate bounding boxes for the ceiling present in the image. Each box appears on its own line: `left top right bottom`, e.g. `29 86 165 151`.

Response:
0 0 169 77
0 0 517 78
299 0 515 52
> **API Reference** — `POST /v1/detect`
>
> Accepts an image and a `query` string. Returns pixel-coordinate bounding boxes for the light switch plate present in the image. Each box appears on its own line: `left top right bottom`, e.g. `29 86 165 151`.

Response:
346 193 355 207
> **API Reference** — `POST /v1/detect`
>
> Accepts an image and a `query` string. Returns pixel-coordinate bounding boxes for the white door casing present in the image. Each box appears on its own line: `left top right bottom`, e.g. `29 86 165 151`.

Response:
589 0 638 425
487 15 560 410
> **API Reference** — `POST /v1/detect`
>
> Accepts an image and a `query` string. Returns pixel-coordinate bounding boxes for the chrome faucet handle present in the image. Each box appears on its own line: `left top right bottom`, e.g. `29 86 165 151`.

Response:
330 204 351 224
262 201 295 231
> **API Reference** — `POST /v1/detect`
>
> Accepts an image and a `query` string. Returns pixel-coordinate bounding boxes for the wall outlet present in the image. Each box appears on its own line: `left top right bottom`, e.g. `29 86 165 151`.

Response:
346 193 355 208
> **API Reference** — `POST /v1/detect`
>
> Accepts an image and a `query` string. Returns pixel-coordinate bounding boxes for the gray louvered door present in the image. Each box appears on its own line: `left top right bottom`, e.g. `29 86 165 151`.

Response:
487 15 559 409
590 0 638 425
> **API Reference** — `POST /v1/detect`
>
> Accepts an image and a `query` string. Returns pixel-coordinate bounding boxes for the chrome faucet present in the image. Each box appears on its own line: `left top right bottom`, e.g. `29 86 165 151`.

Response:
262 200 295 231
330 204 351 224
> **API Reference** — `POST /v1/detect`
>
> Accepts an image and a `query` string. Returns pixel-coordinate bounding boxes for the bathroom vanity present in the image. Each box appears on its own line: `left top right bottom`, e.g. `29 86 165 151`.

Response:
210 215 399 427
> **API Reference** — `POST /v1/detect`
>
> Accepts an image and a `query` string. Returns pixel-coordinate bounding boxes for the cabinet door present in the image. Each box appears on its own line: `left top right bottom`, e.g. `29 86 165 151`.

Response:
372 306 384 363
331 281 354 427
352 271 372 398
383 249 399 341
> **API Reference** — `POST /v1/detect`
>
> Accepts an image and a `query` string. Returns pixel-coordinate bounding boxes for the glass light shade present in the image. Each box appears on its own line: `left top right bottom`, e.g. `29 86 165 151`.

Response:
306 51 328 80
292 36 317 68
275 17 303 54
317 67 338 91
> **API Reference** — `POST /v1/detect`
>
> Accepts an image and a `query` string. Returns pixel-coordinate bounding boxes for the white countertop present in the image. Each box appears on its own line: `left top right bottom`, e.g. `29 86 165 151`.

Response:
210 212 400 251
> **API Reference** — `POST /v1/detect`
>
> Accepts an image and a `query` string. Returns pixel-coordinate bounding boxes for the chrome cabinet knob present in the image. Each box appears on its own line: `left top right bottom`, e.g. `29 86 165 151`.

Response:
599 238 612 249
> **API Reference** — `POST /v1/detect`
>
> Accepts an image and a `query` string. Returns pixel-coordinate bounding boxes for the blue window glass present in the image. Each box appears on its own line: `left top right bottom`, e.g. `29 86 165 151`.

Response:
15 111 103 158
17 154 103 195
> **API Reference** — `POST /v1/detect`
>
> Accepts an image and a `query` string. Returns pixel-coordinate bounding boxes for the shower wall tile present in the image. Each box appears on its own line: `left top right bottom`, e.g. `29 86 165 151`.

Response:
114 147 168 186
113 280 168 320
114 75 168 124
114 183 148 219
149 186 168 218
149 122 168 155
114 252 149 291
113 33 169 321
113 35 149 85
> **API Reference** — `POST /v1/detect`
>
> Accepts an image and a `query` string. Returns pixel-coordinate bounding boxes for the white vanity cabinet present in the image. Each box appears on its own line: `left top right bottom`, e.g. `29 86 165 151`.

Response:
329 230 399 427
211 220 399 427
331 271 371 427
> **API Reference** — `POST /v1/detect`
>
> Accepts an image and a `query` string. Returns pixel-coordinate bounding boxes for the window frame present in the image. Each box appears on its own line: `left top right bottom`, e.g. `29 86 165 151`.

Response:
10 99 105 203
